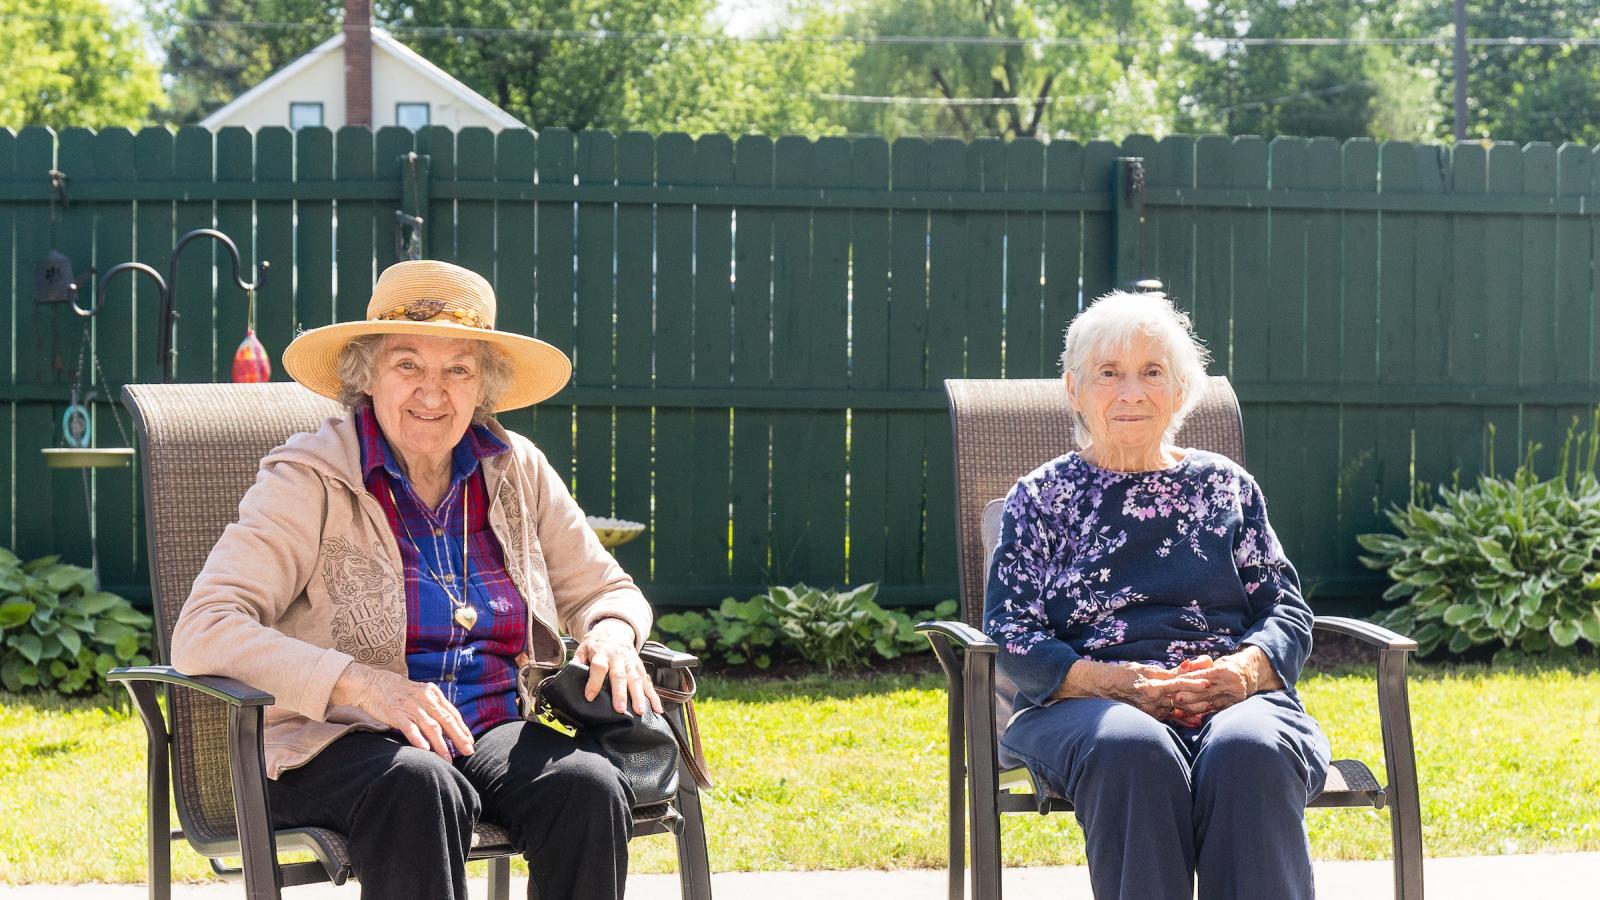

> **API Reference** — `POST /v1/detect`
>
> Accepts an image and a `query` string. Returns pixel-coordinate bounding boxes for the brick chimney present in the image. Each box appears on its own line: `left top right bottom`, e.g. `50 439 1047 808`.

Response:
343 0 372 127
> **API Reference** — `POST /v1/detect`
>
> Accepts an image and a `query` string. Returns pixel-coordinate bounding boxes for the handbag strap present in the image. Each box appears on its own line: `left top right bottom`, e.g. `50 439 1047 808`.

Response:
655 667 713 789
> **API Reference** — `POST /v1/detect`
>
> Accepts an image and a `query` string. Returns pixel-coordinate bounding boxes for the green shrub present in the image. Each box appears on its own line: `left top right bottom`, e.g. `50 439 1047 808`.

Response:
1359 417 1600 658
0 550 152 694
654 583 958 672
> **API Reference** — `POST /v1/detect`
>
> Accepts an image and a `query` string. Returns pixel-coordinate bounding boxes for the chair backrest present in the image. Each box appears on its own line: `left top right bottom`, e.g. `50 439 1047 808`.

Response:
945 377 1245 728
123 382 344 845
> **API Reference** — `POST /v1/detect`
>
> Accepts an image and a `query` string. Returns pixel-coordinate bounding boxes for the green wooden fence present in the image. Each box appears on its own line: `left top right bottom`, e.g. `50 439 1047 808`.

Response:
2 126 1596 610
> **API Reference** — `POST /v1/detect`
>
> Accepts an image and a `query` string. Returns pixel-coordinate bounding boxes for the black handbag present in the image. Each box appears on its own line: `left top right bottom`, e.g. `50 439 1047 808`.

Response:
525 658 711 808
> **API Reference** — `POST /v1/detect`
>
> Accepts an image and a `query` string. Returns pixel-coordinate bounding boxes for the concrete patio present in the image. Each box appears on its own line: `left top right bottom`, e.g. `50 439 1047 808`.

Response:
10 851 1596 898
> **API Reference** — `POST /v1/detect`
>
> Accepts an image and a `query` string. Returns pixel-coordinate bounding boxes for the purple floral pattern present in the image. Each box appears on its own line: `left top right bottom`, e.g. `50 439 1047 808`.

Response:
985 450 1307 677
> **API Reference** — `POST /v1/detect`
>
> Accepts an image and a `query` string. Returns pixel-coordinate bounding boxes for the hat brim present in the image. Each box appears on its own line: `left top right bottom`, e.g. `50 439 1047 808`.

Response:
281 320 572 413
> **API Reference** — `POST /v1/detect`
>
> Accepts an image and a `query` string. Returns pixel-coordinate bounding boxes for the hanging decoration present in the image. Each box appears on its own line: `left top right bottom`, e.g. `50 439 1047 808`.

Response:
231 288 272 383
35 171 76 304
43 317 134 470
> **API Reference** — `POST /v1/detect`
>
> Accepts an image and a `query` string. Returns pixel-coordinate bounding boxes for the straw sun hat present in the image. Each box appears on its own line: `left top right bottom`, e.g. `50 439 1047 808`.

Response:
282 260 571 412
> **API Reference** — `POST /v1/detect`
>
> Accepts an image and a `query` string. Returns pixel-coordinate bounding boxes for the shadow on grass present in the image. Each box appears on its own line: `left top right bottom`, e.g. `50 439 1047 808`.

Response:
699 670 945 703
0 689 128 715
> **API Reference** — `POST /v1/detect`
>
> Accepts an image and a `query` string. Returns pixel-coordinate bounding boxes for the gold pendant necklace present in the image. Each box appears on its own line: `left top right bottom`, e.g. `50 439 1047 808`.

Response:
387 481 477 631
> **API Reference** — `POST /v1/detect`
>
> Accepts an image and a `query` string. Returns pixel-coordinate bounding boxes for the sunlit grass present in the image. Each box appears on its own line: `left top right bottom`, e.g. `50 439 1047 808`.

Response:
4 659 1599 883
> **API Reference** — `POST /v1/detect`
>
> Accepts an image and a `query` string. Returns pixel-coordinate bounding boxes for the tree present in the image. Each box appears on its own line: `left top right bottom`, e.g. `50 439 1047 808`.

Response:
144 0 337 125
148 0 856 134
0 0 165 128
1179 0 1440 142
619 2 858 136
1409 0 1600 145
836 0 1192 142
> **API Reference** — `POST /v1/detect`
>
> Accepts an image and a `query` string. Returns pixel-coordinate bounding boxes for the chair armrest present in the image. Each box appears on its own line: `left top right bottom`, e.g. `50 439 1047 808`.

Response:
1313 616 1418 652
915 619 998 654
108 665 275 707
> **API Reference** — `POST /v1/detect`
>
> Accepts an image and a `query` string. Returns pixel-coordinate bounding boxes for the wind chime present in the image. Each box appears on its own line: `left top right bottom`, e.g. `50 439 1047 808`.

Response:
231 288 271 382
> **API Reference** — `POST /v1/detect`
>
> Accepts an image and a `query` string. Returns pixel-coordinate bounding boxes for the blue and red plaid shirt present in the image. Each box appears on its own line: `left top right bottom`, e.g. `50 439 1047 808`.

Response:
356 408 527 749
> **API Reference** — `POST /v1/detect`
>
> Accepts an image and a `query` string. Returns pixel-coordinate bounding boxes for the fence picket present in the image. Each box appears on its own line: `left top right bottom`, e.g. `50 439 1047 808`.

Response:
574 131 617 523
688 134 736 591
613 132 653 578
530 128 576 481
730 135 775 587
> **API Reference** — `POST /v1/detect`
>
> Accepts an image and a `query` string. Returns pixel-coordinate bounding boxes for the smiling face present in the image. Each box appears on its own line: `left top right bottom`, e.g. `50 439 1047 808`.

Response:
1066 330 1182 464
368 335 484 473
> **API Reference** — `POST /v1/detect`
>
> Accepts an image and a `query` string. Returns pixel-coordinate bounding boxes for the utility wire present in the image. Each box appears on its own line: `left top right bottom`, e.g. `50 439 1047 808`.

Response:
10 12 1600 49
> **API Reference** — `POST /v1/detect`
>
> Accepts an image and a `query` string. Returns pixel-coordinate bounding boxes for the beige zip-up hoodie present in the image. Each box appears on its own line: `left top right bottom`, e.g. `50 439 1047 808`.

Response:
170 414 651 778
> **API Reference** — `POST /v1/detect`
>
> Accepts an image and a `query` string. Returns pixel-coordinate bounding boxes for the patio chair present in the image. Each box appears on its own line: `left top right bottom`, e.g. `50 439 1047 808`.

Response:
919 376 1423 900
108 381 712 900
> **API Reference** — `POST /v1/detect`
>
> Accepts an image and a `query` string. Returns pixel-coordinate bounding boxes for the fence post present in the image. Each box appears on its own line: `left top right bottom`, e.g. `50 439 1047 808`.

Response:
396 151 430 261
1111 156 1152 290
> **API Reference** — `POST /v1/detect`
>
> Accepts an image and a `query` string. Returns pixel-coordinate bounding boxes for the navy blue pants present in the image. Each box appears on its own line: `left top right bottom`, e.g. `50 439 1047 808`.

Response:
1000 690 1330 900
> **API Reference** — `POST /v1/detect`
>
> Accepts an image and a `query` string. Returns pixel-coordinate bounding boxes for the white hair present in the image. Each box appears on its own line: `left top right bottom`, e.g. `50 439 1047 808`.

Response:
335 333 513 424
1058 291 1212 447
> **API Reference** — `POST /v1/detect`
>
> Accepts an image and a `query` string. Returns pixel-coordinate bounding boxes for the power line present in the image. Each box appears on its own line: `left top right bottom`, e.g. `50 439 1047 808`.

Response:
10 12 1600 50
815 92 1083 107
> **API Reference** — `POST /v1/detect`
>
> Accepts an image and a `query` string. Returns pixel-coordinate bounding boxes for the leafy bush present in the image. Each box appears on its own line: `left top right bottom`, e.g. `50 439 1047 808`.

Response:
654 582 958 672
0 550 152 694
1359 418 1600 658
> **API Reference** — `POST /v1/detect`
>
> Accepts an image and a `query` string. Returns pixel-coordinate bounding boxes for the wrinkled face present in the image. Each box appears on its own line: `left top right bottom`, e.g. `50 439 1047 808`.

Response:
1066 330 1180 455
368 335 482 467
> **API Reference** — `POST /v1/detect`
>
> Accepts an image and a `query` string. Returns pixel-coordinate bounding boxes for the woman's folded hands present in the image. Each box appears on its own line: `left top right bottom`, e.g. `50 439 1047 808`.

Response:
1056 645 1284 727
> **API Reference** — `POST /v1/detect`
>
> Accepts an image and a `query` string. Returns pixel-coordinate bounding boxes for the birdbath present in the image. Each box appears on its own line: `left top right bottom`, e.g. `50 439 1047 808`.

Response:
585 516 646 550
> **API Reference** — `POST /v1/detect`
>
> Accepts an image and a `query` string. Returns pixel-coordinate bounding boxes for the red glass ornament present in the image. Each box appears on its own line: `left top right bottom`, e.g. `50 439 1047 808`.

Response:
231 329 272 383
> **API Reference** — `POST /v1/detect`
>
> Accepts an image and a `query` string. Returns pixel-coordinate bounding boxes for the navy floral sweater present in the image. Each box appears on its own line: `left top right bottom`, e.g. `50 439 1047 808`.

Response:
983 449 1313 712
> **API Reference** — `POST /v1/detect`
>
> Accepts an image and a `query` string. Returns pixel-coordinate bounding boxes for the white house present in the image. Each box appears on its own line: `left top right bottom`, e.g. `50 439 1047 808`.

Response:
199 10 525 132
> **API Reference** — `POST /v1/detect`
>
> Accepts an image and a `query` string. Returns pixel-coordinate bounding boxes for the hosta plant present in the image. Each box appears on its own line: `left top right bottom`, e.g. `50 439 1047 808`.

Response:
1359 420 1600 657
0 550 152 694
654 582 958 671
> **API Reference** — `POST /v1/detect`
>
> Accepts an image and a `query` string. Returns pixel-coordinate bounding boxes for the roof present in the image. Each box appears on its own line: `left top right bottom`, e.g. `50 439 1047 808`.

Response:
198 27 526 130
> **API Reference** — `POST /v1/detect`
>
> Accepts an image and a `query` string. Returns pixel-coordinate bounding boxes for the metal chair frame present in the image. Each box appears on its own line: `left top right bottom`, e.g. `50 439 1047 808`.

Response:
109 382 712 900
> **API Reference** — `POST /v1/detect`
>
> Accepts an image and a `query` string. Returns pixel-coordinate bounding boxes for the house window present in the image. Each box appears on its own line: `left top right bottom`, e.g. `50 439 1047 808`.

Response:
396 103 430 130
289 102 324 130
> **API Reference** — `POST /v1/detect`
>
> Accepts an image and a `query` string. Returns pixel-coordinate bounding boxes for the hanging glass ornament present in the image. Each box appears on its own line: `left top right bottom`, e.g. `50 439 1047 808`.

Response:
231 289 272 383
62 394 91 449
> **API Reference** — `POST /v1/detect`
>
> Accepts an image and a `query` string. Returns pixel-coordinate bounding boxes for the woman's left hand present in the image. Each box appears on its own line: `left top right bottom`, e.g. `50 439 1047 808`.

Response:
1166 646 1283 723
574 619 664 717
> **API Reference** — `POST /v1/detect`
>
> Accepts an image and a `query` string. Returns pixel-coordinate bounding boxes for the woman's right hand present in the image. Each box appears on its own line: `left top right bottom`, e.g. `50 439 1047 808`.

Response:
1063 659 1213 725
330 664 475 761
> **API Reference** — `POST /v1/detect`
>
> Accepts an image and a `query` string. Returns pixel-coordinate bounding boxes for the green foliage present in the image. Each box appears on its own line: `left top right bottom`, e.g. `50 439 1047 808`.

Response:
144 0 337 125
1360 415 1600 658
654 583 958 672
1404 0 1600 145
837 0 1188 142
0 0 165 128
1180 0 1439 142
619 1 858 137
0 549 152 694
149 0 856 134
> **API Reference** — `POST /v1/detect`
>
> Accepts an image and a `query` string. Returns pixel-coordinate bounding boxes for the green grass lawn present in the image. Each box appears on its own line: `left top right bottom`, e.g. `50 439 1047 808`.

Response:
3 661 1599 883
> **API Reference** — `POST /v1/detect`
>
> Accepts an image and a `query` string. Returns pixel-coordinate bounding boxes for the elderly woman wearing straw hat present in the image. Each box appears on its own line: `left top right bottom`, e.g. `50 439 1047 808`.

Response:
170 260 654 900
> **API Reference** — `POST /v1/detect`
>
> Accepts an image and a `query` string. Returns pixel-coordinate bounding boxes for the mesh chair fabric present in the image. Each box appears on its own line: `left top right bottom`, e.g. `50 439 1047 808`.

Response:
125 383 345 845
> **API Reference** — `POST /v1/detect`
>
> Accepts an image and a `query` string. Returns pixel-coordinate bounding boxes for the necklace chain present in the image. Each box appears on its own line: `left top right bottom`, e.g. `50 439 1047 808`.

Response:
386 480 475 629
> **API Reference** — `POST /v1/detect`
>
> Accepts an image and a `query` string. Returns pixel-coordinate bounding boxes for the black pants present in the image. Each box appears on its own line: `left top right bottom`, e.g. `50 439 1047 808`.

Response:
268 720 632 900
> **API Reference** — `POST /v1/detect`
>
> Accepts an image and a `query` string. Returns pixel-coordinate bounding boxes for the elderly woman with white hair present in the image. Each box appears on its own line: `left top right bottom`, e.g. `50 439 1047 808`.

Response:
984 291 1329 900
